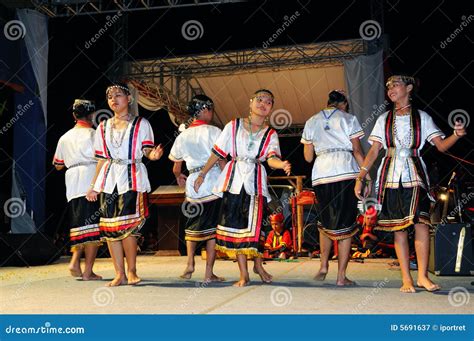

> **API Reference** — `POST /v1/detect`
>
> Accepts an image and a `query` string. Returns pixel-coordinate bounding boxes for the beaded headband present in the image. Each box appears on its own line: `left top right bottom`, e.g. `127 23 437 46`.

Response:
73 99 95 114
106 84 130 96
386 75 415 87
186 98 214 117
252 89 274 104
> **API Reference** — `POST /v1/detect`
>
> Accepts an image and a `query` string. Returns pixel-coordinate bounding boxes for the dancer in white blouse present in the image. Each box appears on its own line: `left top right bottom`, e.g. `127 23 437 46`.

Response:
169 94 225 282
301 90 368 286
195 89 291 287
53 99 102 280
86 83 163 287
355 75 466 293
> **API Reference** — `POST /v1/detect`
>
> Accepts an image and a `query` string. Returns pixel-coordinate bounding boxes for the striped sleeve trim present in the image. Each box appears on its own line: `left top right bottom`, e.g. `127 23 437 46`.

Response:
141 140 154 149
267 151 281 160
349 130 365 139
427 131 445 143
168 154 182 162
53 157 64 165
368 135 383 144
212 144 227 159
95 150 107 159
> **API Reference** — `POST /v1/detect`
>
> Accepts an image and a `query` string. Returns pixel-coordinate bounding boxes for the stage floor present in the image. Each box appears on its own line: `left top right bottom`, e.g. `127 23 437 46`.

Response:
1 256 472 314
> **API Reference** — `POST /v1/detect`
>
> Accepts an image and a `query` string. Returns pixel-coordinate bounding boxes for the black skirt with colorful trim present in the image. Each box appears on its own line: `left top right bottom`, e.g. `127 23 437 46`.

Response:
313 179 359 240
375 185 431 232
99 189 149 241
69 197 101 251
184 198 221 242
216 188 267 259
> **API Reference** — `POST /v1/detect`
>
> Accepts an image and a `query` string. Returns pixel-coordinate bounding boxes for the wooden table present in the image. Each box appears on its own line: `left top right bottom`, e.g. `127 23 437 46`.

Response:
149 186 186 256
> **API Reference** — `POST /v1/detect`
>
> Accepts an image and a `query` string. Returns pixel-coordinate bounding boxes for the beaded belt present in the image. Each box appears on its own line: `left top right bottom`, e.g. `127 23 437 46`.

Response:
232 156 261 164
316 148 352 156
385 148 419 158
188 164 219 175
108 158 143 165
68 161 97 169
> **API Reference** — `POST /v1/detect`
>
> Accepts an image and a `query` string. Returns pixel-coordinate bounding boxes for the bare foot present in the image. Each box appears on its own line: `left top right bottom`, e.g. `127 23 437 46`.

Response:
233 279 250 287
105 275 127 287
179 266 194 280
82 272 103 281
313 269 328 281
69 266 82 278
204 274 225 282
417 277 440 292
336 277 356 286
400 280 416 293
254 266 272 284
127 271 142 285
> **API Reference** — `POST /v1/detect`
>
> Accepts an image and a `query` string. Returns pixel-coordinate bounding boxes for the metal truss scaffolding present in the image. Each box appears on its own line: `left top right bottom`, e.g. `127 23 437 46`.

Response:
30 0 244 18
125 39 370 127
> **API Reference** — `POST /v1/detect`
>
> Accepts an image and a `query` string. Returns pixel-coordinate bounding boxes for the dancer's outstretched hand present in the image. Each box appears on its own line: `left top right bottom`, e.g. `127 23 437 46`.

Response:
454 121 467 137
282 160 291 176
148 144 164 161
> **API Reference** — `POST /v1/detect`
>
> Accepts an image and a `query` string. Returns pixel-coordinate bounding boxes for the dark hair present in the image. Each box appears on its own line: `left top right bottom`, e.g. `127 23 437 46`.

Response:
327 90 347 106
386 74 417 92
386 74 420 112
72 99 95 119
252 89 274 105
254 89 274 97
186 94 214 117
106 82 131 97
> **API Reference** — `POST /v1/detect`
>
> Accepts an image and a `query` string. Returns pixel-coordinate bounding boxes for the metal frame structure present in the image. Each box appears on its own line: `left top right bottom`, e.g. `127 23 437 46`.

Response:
127 39 368 79
125 39 372 128
29 0 244 18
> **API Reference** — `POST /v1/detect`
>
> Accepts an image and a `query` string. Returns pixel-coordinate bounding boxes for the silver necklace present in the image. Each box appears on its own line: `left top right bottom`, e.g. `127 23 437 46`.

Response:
393 115 412 147
247 116 264 151
110 115 130 148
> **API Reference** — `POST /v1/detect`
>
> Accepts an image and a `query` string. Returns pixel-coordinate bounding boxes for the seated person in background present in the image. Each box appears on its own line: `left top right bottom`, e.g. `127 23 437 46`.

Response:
264 213 293 259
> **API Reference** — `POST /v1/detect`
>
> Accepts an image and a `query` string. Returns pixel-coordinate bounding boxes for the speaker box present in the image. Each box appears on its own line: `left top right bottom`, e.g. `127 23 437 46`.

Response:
0 234 60 267
429 223 474 276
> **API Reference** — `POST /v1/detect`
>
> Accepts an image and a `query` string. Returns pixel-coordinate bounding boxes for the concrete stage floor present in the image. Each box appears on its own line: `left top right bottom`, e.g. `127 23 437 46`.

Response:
1 256 472 314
